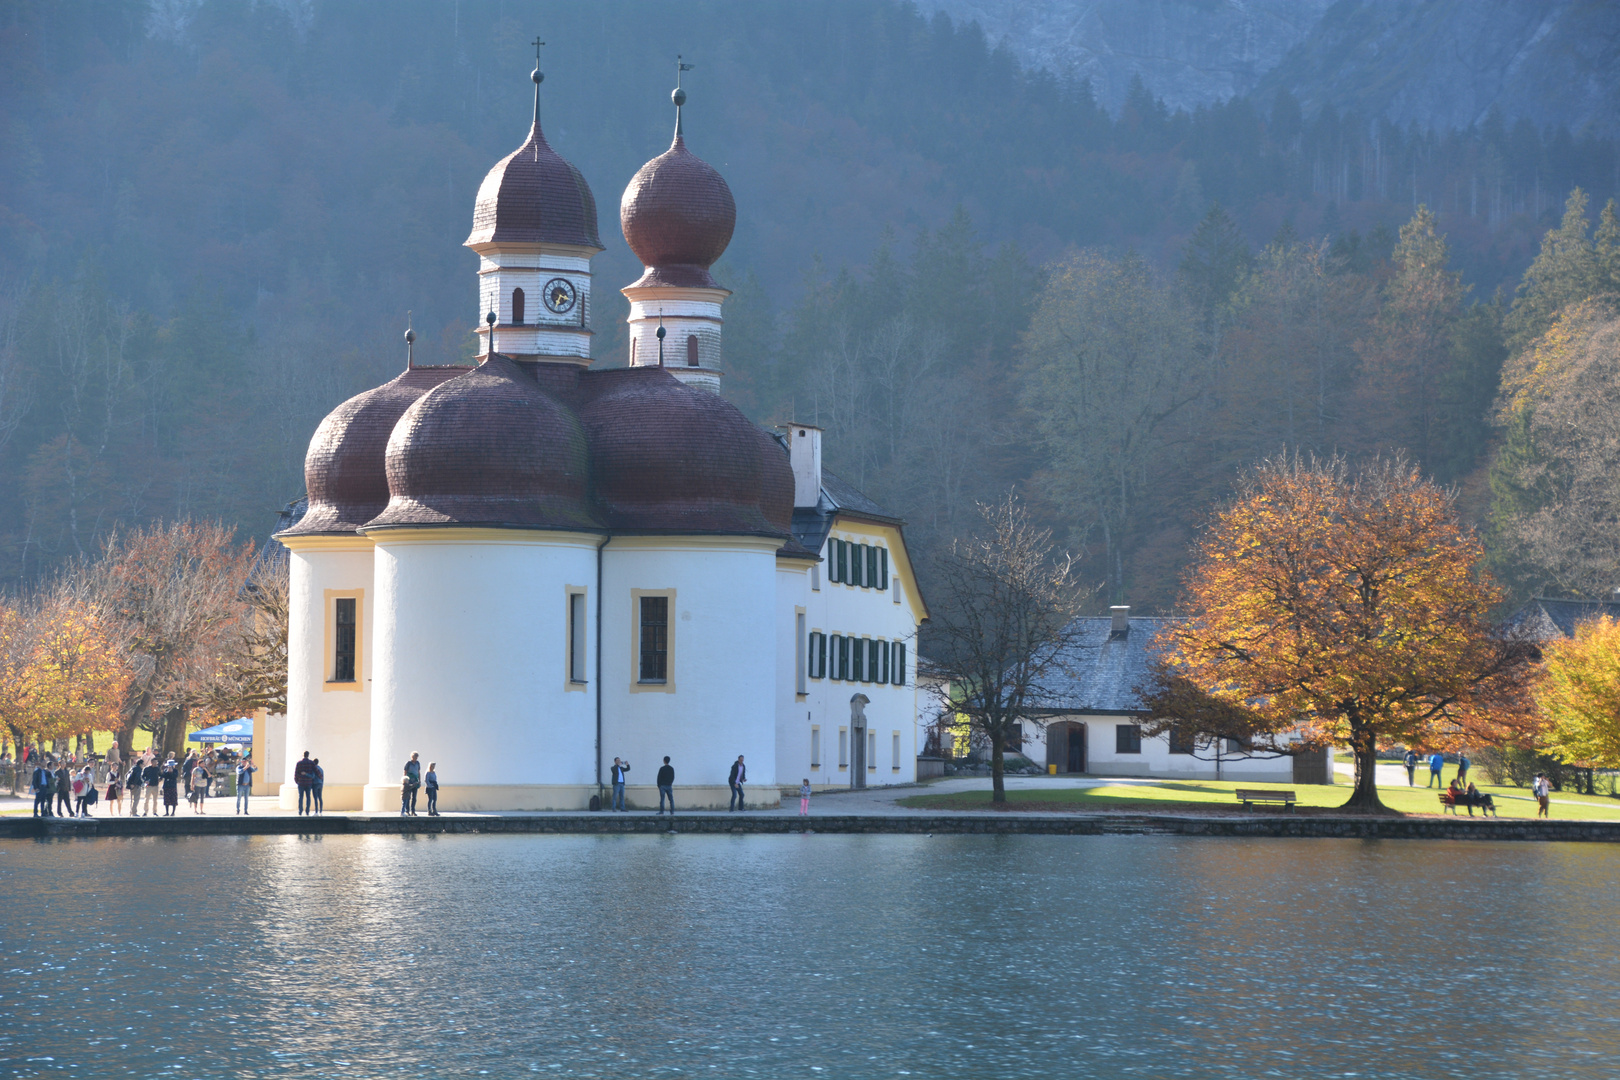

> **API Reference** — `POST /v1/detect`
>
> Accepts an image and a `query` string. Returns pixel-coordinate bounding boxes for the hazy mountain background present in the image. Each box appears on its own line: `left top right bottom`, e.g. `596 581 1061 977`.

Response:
1 0 1617 607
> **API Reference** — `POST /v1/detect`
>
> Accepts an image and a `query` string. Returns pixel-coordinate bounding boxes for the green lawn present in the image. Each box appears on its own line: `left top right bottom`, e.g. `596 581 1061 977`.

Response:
900 771 1620 820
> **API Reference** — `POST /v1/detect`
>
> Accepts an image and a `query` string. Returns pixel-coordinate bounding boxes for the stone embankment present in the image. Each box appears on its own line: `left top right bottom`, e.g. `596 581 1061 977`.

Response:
4 813 1618 842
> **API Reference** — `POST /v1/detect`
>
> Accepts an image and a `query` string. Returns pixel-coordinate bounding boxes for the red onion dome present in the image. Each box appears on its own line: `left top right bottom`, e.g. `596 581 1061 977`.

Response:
367 354 600 532
620 135 735 289
577 367 791 537
280 367 466 538
467 121 601 250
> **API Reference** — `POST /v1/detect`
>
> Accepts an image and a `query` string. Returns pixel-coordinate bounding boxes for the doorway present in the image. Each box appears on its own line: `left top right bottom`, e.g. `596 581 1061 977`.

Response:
1045 721 1087 774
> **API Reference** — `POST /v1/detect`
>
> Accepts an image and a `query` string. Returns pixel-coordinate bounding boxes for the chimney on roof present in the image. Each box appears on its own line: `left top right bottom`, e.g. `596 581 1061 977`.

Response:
788 424 822 508
1110 605 1130 639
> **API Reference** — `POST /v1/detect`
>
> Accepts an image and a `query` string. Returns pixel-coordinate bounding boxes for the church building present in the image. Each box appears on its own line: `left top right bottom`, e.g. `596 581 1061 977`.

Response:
274 58 928 811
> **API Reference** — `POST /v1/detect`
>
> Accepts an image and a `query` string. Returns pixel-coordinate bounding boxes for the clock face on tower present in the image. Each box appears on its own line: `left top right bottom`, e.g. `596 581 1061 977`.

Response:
543 278 577 315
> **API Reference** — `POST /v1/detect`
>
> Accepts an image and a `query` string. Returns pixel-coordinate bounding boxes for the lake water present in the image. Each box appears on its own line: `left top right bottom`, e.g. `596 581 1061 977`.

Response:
2 834 1618 1079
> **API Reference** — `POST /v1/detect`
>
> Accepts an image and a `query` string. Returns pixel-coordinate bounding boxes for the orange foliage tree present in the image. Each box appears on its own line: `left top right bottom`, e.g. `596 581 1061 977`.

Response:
1142 455 1540 811
29 585 130 748
1538 616 1620 770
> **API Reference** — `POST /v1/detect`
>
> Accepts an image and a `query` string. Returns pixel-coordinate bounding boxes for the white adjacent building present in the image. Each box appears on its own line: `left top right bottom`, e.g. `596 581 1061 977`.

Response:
273 65 926 812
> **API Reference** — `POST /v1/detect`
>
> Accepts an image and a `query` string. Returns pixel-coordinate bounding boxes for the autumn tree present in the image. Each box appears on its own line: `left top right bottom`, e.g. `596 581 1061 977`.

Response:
923 496 1090 803
1538 615 1620 770
28 579 129 750
1142 454 1539 812
209 546 291 717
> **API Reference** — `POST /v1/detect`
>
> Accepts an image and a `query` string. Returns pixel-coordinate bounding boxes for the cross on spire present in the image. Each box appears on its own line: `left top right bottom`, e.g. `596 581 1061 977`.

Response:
673 55 694 139
530 35 547 134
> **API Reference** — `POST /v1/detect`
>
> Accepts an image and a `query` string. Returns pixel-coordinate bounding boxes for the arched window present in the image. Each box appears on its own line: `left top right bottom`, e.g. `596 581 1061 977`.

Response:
686 334 699 366
511 287 525 325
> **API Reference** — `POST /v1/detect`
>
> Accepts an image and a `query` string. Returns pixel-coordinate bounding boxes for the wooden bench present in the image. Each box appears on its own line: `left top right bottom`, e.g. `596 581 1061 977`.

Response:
1439 790 1497 817
1235 789 1296 809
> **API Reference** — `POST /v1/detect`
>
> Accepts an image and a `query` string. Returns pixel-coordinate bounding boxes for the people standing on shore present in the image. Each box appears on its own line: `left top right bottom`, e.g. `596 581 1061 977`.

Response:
403 753 421 815
1427 751 1444 788
729 755 746 811
1457 752 1470 783
610 757 629 811
236 755 256 814
31 760 54 818
143 756 162 816
161 755 180 816
799 778 811 816
190 759 210 814
124 758 143 815
73 766 93 816
182 749 199 801
105 763 121 815
1403 749 1417 786
293 751 316 815
400 763 417 816
424 762 439 816
312 758 325 815
1533 773 1551 818
656 757 675 816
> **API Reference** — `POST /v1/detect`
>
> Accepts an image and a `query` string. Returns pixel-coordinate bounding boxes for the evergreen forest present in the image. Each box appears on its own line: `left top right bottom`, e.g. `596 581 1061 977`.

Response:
3 0 1618 611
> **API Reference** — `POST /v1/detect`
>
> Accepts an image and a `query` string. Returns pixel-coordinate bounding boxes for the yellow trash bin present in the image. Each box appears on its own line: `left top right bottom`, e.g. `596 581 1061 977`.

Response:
1048 764 1057 776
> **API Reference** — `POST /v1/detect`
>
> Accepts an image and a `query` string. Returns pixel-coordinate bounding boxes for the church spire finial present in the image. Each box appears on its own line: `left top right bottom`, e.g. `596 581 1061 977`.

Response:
405 311 416 370
531 36 546 144
672 55 693 142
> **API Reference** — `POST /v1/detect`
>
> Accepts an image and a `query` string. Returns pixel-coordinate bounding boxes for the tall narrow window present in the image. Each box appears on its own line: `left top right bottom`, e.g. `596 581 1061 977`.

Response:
868 730 877 770
795 612 807 695
631 338 637 364
333 598 356 682
867 639 881 684
639 596 668 682
568 592 587 684
686 334 699 366
834 540 847 583
851 637 864 682
879 547 889 590
867 545 879 589
891 641 906 686
839 728 849 768
852 544 866 587
811 726 822 768
893 731 901 770
879 639 889 684
837 635 849 681
810 631 826 679
512 287 525 325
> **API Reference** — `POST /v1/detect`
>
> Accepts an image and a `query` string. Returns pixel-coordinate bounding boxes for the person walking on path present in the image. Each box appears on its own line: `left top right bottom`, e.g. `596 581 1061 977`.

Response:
799 778 811 816
1427 751 1445 788
31 760 54 818
190 760 210 814
610 757 630 811
1457 752 1470 783
105 764 121 815
126 758 146 815
312 758 325 815
160 756 180 817
656 757 675 816
182 750 199 801
142 756 162 816
293 752 316 815
235 755 256 814
55 763 74 817
1403 749 1417 786
728 755 746 811
1534 773 1551 818
72 766 92 816
424 762 439 816
403 753 421 815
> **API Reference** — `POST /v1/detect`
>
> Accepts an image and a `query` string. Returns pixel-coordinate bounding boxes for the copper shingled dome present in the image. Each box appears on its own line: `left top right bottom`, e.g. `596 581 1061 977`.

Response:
577 367 791 537
620 135 736 289
466 122 602 249
367 354 600 531
281 367 467 537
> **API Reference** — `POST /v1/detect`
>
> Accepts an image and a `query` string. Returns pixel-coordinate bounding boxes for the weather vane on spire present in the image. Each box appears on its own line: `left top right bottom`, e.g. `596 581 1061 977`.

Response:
530 35 546 134
673 55 694 139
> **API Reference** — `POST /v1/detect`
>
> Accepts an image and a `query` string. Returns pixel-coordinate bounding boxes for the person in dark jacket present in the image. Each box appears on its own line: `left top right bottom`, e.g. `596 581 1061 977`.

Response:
160 756 180 816
125 759 144 815
656 757 675 816
31 762 54 817
610 757 629 811
1403 749 1418 786
728 755 746 811
424 762 439 816
55 764 74 817
293 751 317 815
403 753 421 815
142 757 162 816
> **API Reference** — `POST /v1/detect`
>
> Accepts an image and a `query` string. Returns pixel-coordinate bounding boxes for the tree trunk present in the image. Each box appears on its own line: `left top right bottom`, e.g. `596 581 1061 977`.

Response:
990 735 1006 804
160 705 188 758
1340 714 1388 813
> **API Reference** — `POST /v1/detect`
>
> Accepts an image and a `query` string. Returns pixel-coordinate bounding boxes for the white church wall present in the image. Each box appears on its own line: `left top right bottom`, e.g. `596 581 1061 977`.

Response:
1023 718 1297 783
364 530 600 811
599 536 780 809
774 560 814 797
280 540 375 810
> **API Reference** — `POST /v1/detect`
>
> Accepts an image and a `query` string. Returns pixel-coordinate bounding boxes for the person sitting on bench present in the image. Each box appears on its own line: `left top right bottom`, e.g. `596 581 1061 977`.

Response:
1464 782 1496 814
1448 777 1466 802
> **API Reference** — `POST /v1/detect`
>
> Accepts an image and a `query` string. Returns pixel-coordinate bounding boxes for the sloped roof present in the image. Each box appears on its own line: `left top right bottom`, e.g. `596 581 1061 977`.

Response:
1027 615 1176 715
1501 598 1620 641
785 459 903 559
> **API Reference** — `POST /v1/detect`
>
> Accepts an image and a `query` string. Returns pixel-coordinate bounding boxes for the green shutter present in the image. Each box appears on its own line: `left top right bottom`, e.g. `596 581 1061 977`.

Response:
880 547 889 590
838 635 849 680
835 540 846 583
817 632 827 678
868 639 880 683
894 642 906 685
867 545 878 588
880 639 889 683
851 543 863 588
851 638 863 682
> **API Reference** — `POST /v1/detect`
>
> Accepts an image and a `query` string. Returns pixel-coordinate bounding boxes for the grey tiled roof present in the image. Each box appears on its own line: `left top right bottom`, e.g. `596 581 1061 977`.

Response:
1501 598 1620 641
1026 616 1176 715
